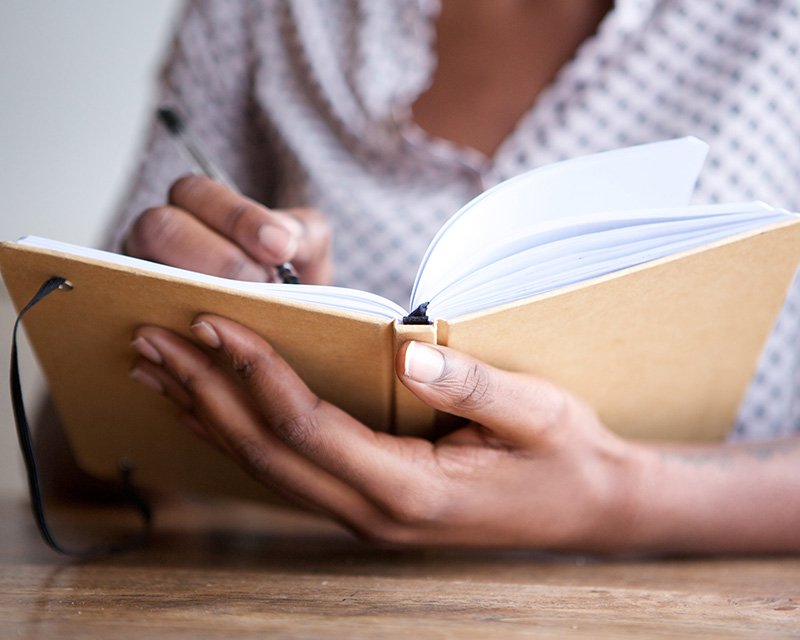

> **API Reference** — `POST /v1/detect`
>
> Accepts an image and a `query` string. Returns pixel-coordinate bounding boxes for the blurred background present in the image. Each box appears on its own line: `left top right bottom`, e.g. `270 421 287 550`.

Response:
0 0 183 499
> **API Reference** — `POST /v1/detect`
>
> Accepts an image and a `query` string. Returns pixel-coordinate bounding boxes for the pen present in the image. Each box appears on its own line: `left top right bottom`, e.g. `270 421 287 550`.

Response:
156 107 300 285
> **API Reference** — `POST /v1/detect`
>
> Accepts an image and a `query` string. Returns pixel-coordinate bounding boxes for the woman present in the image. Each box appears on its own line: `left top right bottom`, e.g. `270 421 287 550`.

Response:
118 0 800 552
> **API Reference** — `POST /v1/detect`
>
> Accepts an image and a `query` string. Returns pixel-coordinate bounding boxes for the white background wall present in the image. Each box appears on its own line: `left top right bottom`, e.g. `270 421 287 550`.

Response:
0 0 183 498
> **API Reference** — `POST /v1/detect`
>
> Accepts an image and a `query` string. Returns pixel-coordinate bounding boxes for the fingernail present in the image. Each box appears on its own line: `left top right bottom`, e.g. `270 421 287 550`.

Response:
258 224 297 260
130 367 164 394
190 320 221 348
131 336 162 364
403 341 445 384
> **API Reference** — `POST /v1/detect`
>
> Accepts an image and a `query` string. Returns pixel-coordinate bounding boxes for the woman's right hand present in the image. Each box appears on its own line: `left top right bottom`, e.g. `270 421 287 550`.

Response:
123 175 333 285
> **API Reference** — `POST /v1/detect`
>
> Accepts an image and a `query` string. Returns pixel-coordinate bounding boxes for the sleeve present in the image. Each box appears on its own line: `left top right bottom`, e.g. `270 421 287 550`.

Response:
102 0 279 251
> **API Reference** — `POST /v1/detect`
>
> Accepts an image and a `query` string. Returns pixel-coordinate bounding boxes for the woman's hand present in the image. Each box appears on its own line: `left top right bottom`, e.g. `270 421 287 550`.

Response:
129 315 641 551
123 175 333 285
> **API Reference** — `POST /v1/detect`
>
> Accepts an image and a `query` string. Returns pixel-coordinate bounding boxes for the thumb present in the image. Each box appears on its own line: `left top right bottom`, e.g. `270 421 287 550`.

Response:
271 207 333 285
396 341 569 443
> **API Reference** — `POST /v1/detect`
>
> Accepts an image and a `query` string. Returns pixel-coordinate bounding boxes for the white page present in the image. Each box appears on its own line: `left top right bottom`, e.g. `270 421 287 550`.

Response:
411 137 710 309
418 201 772 306
426 203 776 308
429 209 796 319
16 236 407 319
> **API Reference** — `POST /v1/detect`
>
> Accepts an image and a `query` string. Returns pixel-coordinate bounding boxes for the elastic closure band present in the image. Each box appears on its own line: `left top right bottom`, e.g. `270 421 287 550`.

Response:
11 276 152 556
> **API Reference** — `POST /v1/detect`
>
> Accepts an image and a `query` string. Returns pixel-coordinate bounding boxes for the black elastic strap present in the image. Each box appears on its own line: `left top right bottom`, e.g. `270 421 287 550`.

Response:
11 276 152 556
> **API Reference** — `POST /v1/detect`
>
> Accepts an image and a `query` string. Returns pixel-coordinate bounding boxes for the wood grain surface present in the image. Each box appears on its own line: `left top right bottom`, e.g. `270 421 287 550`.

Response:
1 496 798 639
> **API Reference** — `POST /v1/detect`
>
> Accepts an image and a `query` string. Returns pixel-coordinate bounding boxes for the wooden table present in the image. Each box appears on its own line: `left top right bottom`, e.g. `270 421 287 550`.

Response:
1 496 799 639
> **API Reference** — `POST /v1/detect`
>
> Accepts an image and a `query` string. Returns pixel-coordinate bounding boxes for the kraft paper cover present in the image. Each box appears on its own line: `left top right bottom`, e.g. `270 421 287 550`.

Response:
2 216 799 502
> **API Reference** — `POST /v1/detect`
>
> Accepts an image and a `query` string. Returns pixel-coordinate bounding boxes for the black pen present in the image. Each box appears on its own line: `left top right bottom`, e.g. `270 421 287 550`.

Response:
157 107 300 285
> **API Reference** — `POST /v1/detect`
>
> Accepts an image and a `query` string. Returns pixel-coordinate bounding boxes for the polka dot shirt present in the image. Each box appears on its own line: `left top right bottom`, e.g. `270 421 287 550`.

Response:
107 0 800 442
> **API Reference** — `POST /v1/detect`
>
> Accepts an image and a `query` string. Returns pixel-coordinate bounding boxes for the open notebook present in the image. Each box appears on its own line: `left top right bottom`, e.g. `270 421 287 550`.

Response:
3 137 800 501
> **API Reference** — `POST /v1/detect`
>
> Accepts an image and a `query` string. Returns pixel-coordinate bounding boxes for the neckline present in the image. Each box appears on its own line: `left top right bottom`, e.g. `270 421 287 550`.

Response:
394 0 661 175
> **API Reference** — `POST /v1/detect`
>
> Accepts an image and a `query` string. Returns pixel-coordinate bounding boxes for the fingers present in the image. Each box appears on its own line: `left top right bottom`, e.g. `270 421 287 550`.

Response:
130 319 456 539
129 326 380 524
168 175 300 266
123 175 333 285
397 341 572 446
124 204 271 281
186 317 446 501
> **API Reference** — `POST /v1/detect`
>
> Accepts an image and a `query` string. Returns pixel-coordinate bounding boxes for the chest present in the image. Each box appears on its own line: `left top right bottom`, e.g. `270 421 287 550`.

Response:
411 1 613 157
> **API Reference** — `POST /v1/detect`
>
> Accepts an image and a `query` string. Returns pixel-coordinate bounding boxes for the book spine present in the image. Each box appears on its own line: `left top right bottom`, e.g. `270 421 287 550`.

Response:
391 320 438 437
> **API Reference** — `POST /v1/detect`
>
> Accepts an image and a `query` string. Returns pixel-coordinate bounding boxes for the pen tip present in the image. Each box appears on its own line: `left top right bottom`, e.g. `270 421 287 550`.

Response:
157 107 184 135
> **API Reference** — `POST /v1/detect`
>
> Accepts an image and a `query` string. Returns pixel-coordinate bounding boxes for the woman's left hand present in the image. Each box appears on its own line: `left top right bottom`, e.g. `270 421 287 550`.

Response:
130 315 641 550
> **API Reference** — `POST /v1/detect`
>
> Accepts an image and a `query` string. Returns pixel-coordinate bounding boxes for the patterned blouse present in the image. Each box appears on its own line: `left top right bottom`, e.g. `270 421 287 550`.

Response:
107 0 800 441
